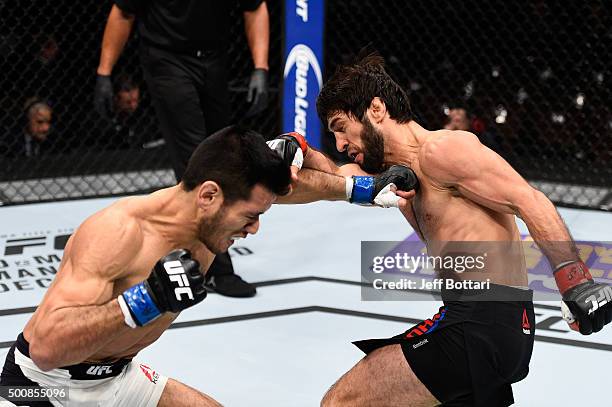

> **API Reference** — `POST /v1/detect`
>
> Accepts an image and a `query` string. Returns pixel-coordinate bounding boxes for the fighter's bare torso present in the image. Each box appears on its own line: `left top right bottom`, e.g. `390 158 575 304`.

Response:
396 124 527 286
23 188 215 363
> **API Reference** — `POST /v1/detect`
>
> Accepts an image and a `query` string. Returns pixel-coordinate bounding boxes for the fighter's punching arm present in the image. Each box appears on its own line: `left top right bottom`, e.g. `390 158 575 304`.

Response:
277 167 348 203
97 5 135 76
28 211 207 371
268 133 418 206
302 144 348 174
418 132 612 334
28 211 140 370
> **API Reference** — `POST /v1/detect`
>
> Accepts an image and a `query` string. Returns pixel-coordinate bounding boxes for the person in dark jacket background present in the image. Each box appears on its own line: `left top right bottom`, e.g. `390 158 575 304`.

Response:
94 0 271 297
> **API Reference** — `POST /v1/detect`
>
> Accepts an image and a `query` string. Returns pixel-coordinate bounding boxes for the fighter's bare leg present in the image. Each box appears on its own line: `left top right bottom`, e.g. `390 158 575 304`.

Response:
158 378 222 407
321 344 439 407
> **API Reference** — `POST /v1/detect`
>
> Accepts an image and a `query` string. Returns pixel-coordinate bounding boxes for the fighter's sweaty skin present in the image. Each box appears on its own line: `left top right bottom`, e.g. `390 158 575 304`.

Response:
23 189 215 363
396 124 527 286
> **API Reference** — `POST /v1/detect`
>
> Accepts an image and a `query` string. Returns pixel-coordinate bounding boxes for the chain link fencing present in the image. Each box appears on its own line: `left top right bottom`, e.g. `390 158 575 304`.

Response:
325 0 611 210
0 0 610 210
0 0 282 204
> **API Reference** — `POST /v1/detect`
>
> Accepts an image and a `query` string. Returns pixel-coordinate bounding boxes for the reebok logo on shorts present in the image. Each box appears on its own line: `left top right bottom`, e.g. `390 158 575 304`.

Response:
140 364 159 384
522 309 531 335
412 339 428 349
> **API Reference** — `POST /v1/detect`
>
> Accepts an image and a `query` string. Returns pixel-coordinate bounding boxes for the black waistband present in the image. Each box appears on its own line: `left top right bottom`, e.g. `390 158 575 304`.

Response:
441 282 534 303
15 333 131 380
439 284 534 325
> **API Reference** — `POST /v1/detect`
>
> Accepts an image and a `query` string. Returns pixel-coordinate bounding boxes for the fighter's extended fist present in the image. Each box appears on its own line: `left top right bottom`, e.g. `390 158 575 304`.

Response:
555 261 612 335
266 132 308 170
120 249 207 327
349 165 419 208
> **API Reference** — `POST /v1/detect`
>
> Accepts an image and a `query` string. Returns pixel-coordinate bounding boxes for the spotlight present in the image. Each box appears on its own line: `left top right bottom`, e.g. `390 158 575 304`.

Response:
495 105 507 124
551 113 565 124
575 93 585 109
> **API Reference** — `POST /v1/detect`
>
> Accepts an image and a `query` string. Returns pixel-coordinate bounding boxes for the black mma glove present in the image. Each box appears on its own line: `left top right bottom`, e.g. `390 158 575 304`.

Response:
94 74 113 119
556 260 612 335
118 249 207 327
348 165 419 208
245 68 269 117
266 132 308 169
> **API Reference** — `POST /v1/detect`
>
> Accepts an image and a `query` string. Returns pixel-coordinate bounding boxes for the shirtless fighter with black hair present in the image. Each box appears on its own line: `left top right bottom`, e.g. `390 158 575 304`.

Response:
0 124 414 407
269 54 612 406
0 126 291 406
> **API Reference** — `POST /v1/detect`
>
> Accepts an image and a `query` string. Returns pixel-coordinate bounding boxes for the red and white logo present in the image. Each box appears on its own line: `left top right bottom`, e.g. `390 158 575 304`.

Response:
522 309 531 335
140 364 159 384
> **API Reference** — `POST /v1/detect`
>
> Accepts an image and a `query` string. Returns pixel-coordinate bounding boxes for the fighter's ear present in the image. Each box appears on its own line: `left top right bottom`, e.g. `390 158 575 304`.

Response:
368 97 387 123
197 181 223 209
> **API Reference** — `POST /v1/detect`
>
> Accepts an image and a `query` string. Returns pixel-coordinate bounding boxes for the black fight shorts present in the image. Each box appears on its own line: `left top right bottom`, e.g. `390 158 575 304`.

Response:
353 284 535 406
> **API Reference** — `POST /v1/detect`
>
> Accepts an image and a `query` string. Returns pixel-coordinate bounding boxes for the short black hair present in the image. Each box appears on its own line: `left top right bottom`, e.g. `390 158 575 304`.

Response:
316 51 413 125
181 126 291 203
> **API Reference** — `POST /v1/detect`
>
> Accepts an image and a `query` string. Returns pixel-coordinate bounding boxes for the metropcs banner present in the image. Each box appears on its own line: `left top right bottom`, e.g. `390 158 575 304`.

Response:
282 0 325 149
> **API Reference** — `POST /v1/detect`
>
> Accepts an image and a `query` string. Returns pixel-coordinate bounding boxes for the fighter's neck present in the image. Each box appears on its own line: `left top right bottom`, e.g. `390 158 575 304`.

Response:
146 186 201 248
383 121 424 167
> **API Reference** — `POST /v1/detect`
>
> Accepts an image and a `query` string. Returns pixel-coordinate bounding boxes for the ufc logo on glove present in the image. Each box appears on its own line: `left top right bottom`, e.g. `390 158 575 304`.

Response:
164 260 194 301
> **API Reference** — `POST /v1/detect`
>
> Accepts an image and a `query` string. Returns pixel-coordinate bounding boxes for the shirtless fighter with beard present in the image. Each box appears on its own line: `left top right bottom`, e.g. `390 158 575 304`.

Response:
268 54 612 406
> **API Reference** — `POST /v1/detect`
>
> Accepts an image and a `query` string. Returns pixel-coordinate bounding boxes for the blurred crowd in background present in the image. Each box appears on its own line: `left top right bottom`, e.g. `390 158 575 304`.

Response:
0 1 609 201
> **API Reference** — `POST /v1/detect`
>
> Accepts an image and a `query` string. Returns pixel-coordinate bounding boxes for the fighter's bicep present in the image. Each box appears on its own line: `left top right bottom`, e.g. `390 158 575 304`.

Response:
45 259 115 309
454 146 535 215
43 210 142 310
422 133 533 215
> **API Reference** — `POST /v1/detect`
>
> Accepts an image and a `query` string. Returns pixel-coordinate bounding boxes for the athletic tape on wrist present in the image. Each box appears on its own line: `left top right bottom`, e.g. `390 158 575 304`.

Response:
121 282 162 326
292 148 304 169
117 294 138 329
553 260 592 295
344 177 354 200
350 176 375 203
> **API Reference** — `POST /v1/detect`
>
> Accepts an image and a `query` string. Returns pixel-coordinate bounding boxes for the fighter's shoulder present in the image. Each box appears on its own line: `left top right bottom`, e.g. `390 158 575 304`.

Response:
421 130 480 157
419 130 481 179
71 200 143 266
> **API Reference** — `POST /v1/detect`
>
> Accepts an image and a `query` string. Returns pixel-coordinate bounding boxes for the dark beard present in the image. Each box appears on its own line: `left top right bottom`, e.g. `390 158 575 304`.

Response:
198 205 227 254
360 116 386 173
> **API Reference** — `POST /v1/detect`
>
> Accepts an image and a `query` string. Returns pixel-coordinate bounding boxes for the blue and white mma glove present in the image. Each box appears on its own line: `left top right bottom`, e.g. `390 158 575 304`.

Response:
117 249 207 328
346 165 419 208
